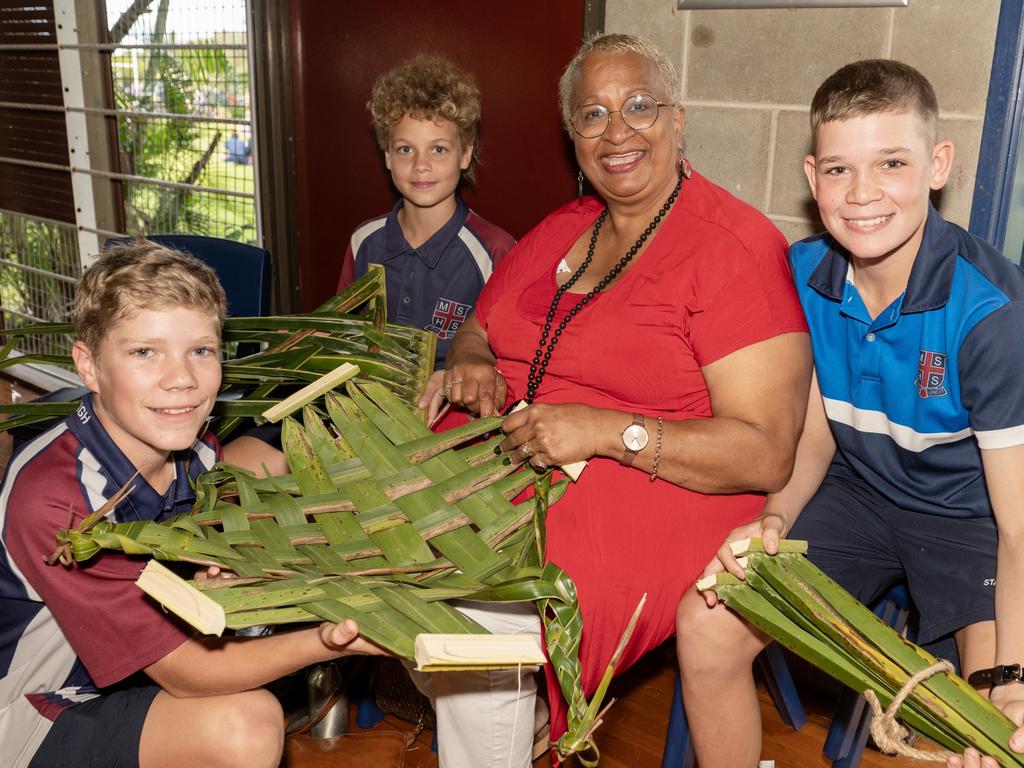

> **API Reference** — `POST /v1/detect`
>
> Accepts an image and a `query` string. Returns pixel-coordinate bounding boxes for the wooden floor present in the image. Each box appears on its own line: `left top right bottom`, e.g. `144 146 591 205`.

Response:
360 642 940 768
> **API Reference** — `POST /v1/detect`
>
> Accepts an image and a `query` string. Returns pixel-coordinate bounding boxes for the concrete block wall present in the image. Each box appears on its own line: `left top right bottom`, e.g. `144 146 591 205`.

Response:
604 0 999 242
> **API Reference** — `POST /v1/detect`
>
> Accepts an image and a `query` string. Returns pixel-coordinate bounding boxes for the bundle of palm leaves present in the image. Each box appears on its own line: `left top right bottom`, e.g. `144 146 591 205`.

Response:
50 379 624 765
0 266 435 440
698 539 1024 764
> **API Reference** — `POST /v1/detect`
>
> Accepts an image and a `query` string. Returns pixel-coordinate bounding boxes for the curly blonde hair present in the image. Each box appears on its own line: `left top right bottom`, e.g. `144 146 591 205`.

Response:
369 54 481 180
75 238 227 353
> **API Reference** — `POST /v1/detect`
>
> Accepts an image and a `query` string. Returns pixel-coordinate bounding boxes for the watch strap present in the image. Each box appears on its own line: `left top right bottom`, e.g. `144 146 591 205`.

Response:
620 413 645 467
968 663 1024 688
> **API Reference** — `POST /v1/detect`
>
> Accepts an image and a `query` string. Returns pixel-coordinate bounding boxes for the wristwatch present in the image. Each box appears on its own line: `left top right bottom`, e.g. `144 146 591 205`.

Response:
620 414 649 467
968 663 1024 688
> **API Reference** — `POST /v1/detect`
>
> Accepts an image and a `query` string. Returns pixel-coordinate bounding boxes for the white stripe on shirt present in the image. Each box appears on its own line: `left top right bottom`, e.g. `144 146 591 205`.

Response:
350 218 387 262
823 397 974 453
975 423 1024 450
457 227 493 282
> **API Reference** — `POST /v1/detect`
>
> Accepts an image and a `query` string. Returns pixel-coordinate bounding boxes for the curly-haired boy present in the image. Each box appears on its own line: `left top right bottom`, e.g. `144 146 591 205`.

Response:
337 54 516 423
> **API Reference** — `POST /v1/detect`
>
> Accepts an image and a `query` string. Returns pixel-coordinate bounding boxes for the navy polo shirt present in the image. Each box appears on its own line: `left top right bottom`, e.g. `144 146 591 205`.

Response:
63 393 218 521
344 197 515 368
791 205 1024 519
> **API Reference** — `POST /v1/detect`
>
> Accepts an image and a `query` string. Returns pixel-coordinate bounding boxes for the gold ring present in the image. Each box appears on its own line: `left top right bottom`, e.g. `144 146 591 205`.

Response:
520 443 534 458
441 384 452 398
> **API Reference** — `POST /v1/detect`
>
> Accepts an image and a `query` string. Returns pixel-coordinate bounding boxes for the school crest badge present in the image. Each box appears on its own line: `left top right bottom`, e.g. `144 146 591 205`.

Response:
916 350 947 398
427 298 471 340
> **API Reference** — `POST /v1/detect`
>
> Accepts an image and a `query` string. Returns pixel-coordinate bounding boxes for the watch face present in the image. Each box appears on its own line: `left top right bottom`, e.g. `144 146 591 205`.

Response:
622 424 649 452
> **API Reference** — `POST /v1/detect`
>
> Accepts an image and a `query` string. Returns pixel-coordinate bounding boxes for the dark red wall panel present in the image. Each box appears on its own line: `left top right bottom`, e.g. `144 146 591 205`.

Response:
289 1 584 311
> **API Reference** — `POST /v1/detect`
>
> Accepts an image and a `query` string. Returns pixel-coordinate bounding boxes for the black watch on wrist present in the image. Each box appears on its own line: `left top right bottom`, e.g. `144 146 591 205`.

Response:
968 663 1024 688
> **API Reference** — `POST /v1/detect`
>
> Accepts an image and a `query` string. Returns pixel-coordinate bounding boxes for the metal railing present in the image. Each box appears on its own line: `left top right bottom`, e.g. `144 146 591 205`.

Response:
0 0 259 368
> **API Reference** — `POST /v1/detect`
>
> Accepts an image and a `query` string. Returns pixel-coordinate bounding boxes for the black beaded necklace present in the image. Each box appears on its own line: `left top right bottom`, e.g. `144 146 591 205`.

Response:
524 173 683 403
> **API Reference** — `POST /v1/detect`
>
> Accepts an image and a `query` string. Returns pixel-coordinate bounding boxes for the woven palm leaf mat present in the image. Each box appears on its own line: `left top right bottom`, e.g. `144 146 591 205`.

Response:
51 380 623 765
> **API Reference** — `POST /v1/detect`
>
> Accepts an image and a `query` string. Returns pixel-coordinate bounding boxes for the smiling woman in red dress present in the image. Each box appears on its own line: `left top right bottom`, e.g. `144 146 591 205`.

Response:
443 33 812 754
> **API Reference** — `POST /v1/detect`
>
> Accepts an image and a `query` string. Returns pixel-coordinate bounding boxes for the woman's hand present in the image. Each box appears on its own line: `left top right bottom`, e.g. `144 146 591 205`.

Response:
445 356 507 417
498 403 603 471
698 512 788 608
444 312 506 417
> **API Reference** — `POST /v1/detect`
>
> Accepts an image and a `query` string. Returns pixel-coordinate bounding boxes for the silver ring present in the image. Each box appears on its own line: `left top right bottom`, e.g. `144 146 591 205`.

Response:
441 384 452 399
534 460 547 471
520 443 534 458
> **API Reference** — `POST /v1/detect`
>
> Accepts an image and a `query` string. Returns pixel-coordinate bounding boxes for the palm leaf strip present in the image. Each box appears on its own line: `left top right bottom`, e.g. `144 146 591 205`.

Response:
700 541 1024 764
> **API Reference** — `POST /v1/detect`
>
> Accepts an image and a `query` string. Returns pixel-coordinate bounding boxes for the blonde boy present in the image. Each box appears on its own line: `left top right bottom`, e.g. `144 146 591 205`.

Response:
0 241 375 768
676 60 1024 768
336 54 516 422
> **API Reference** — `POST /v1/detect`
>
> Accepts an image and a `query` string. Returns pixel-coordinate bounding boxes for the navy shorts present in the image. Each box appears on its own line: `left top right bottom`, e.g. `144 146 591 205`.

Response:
30 685 159 768
789 472 997 644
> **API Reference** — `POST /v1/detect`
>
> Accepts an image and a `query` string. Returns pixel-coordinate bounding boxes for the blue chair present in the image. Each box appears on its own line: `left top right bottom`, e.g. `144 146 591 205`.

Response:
103 234 272 318
663 643 807 767
105 234 272 362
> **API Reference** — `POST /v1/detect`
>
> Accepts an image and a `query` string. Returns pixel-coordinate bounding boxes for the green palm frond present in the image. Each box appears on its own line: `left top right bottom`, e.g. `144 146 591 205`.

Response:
699 540 1024 764
51 379 620 761
0 266 435 440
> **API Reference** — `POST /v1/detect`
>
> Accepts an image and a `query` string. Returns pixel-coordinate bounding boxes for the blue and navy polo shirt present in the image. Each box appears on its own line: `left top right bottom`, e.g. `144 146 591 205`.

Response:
341 197 515 368
791 205 1024 519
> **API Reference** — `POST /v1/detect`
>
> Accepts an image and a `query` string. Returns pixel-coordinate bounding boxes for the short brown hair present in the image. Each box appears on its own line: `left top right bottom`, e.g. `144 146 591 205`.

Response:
810 59 938 146
368 54 481 180
75 238 227 352
558 33 679 133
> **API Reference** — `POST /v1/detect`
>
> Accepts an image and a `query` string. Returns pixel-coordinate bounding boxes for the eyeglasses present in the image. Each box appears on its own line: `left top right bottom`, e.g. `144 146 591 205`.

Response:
570 94 674 139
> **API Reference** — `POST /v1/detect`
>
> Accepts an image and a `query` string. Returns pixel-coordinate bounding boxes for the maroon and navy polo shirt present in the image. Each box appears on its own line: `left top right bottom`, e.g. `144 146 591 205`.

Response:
0 394 219 766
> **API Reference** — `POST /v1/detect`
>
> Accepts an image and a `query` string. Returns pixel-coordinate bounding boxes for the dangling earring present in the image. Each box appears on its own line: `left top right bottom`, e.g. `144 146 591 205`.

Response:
577 169 585 199
678 154 692 179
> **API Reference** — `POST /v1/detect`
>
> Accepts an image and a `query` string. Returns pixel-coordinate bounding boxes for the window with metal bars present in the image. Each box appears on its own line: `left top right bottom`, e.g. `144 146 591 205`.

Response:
104 0 258 243
0 0 258 364
0 0 78 361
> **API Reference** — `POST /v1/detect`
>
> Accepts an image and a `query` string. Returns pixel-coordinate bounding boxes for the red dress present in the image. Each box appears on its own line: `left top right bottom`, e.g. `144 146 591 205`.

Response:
474 171 808 741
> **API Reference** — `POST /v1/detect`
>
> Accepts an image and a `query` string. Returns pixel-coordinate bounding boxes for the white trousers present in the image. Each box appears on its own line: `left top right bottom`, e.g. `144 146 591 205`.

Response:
406 601 542 768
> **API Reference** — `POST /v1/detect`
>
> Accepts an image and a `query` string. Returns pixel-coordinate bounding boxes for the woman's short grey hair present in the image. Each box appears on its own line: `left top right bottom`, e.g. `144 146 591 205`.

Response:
558 33 680 132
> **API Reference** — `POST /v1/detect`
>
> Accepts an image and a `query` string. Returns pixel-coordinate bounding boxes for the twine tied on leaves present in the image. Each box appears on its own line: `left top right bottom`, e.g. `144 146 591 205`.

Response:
863 659 955 762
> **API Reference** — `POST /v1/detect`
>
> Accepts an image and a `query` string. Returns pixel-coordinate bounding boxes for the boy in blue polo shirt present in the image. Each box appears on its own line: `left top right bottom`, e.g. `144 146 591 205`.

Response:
336 54 515 424
676 60 1024 768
